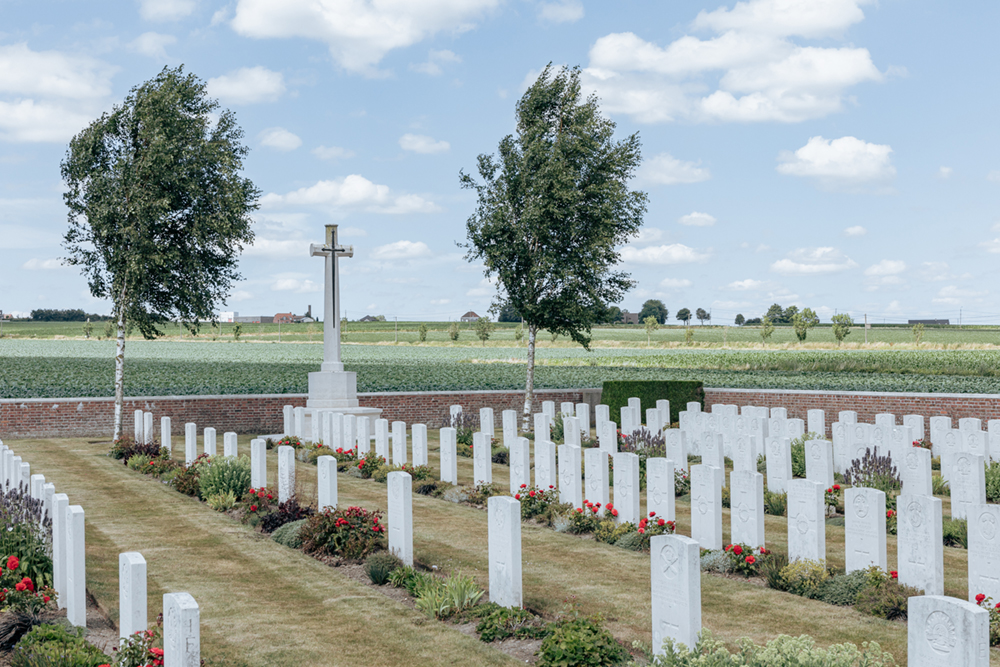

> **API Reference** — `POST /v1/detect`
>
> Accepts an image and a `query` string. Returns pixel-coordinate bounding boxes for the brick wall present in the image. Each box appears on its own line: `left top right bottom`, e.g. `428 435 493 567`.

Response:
4 386 1000 439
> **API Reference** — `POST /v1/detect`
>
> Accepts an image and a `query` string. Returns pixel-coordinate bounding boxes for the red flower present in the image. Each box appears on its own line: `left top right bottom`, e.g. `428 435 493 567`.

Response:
43 596 50 602
514 494 521 500
606 503 614 510
886 510 895 518
890 570 898 579
150 648 164 657
733 545 743 555
548 485 554 489
638 527 645 534
250 505 258 512
358 463 364 469
14 583 25 592
576 508 583 514
21 577 33 592
649 511 656 517
657 518 665 526
591 506 598 514
833 484 841 491
267 494 273 500
529 491 536 497
520 484 527 488
611 509 619 517
6 556 18 570
976 593 986 604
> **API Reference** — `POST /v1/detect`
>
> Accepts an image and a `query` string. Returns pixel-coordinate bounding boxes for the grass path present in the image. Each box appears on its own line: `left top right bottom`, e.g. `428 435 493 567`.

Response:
10 434 998 665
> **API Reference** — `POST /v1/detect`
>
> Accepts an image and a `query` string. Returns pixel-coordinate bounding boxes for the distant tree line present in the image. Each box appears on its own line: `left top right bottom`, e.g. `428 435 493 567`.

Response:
734 302 825 341
30 309 111 321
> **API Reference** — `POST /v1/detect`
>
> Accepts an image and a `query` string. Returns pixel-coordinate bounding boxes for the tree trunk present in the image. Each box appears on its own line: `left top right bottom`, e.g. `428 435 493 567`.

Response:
113 305 126 441
521 324 538 432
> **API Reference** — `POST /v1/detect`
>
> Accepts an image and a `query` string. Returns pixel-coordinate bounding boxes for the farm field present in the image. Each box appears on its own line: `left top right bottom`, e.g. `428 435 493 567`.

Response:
6 339 1000 398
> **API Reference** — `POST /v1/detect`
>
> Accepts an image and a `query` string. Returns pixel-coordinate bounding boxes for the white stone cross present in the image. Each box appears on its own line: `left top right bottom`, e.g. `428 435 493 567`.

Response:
310 224 354 371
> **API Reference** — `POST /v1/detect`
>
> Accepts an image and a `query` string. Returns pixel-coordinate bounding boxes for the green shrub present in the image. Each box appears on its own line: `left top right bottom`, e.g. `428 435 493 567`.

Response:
790 442 806 478
364 552 403 585
537 616 628 667
473 603 548 642
413 572 484 619
932 475 950 496
593 519 632 544
985 461 1000 503
763 489 787 516
126 454 152 471
11 624 108 667
699 550 732 574
779 559 829 598
271 518 308 549
198 456 252 501
170 454 211 497
206 490 237 512
371 464 391 483
943 518 967 548
652 631 894 667
600 380 703 426
854 576 920 621
614 531 645 551
761 552 789 591
720 485 730 509
817 570 869 606
388 565 418 590
300 506 385 561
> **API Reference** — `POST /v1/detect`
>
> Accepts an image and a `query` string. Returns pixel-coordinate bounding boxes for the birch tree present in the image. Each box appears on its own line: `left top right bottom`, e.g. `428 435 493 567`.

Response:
460 65 647 431
61 66 259 440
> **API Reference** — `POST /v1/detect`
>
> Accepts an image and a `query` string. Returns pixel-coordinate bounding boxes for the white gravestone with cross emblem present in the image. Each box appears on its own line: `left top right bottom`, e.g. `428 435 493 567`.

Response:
585 448 610 516
898 493 944 595
788 480 825 563
845 487 886 573
949 452 985 520
907 596 990 667
535 440 556 491
163 592 200 667
387 471 413 566
730 470 764 548
613 452 641 524
901 446 933 496
488 496 522 608
805 439 834 489
765 437 792 494
509 438 531 494
557 444 583 508
650 534 701 655
689 464 722 550
304 225 381 435
646 458 675 523
968 503 1000 604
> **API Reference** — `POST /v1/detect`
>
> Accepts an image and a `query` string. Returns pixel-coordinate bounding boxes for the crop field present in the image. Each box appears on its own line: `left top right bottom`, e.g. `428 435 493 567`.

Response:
5 339 1000 398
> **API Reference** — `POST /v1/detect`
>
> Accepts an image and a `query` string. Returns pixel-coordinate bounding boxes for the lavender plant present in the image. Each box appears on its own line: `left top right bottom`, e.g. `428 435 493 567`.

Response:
445 409 480 447
0 484 53 587
844 448 902 498
619 427 666 459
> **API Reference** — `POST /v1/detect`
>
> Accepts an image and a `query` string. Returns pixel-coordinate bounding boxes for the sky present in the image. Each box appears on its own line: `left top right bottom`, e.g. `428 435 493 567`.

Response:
1 0 999 325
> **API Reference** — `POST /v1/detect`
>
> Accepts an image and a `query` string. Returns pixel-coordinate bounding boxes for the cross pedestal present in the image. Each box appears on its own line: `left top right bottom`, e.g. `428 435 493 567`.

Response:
303 224 381 438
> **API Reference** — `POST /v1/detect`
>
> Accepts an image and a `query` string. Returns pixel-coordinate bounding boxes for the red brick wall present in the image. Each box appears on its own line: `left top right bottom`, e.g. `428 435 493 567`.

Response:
4 386 1000 439
0 389 599 439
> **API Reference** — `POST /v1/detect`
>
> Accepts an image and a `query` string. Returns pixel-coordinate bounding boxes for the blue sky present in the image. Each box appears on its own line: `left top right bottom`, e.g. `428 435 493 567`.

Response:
2 0 999 325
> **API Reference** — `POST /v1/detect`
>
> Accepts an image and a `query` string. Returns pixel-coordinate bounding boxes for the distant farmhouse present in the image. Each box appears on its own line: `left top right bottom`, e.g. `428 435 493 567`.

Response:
460 311 480 322
358 315 378 322
621 310 640 325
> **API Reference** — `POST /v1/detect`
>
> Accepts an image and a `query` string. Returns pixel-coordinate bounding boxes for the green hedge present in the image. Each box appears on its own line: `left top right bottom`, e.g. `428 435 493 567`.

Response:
600 380 704 424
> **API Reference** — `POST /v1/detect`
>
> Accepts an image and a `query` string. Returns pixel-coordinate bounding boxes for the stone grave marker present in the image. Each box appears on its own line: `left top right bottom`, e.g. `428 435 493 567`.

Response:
765 437 792 494
143 411 153 445
730 470 764 548
542 401 555 418
449 404 462 425
30 474 44 500
356 415 369 454
134 409 144 442
480 407 495 439
292 407 304 439
929 416 952 455
560 401 575 418
838 410 857 424
585 448 610 516
387 471 413 566
805 439 834 488
968 503 1000 604
343 415 357 454
665 430 687 472
646 408 662 436
375 419 389 459
807 409 825 438
53 494 68 609
184 423 197 465
650 534 700 655
898 493 944 595
701 433 725 481
960 417 982 432
901 446 933 496
66 505 86 627
564 416 581 447
488 496 522 608
251 439 266 489
533 412 551 441
473 432 492 485
119 552 147 639
831 422 849 473
161 417 172 453
277 446 295 503
203 428 216 457
907 595 989 667
621 406 634 437
689 464 722 550
595 404 610 429
613 452 641 524
391 421 407 466
599 420 618 455
509 438 531 494
318 455 337 512
732 435 755 473
904 414 925 441
949 452 985 520
845 487 886 572
558 445 583 508
163 592 200 667
535 440 556 491
412 424 428 467
647 458 675 522
576 403 590 441
223 432 237 458
440 427 457 485
502 410 518 448
788 479 825 563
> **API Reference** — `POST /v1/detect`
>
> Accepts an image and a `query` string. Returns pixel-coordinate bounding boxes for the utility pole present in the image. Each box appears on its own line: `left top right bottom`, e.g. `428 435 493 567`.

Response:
864 313 868 344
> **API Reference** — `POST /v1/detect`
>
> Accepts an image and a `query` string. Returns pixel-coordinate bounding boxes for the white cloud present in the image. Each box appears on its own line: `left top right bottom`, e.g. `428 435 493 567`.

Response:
410 49 462 76
938 166 952 179
371 240 433 261
312 145 355 160
228 290 254 302
933 285 987 305
980 238 1000 254
245 238 308 260
139 0 196 21
231 0 499 75
399 133 450 154
210 6 231 25
728 278 763 290
770 247 858 274
639 153 710 185
678 211 716 226
22 258 67 270
630 228 665 244
538 0 584 23
206 66 285 104
988 171 1000 183
259 127 302 151
620 243 709 264
271 277 321 293
864 259 905 276
581 0 882 124
844 225 867 236
128 32 177 59
0 43 116 142
260 175 439 214
340 226 367 238
659 278 692 288
777 136 895 189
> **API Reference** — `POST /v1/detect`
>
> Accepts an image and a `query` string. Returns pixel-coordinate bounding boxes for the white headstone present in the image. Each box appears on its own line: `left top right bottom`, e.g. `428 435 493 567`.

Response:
584 448 610 516
831 422 849 473
599 420 618 455
646 408 662 436
613 452 640 524
558 445 583 508
689 464 723 550
411 424 428 467
42 483 54 526
277 446 295 504
30 474 44 500
342 415 357 454
119 552 147 640
664 430 687 472
480 407 496 440
320 411 332 447
560 401 575 418
647 458 675 523
440 427 458 485
510 438 531 494
488 496 522 608
19 461 29 490
907 595 989 667
576 403 590 441
317 455 338 512
621 406 634 437
10 455 21 491
650 534 701 655
355 415 369 455
449 404 463 426
184 423 197 465
732 435 755 473
901 446 933 496
473 432 492 486
542 401 556 418
535 440 556 491
66 505 86 627
52 493 68 610
844 487 886 573
959 417 982 432
564 416 581 447
968 503 1000 604
387 471 413 567
904 414 925 441
929 416 952 455
374 419 389 460
223 432 237 458
807 409 825 438
730 470 765 548
765 437 792 494
391 421 407 466
838 410 857 425
502 410 518 448
282 405 293 436
656 399 670 427
161 416 172 453
203 428 216 457
163 592 200 667
771 407 787 420
701 433 725 476
533 412 551 440
949 452 986 520
805 439 834 489
292 407 304 439
134 409 144 442
143 411 154 445
897 493 944 595
875 413 895 429
595 404 610 427
250 439 266 489
787 479 825 563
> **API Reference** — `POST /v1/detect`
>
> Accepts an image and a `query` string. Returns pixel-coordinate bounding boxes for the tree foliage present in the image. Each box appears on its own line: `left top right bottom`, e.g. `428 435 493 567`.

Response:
832 313 854 344
497 301 521 323
643 315 659 346
639 299 668 325
734 313 745 326
676 308 691 323
460 65 646 427
760 316 775 342
474 316 495 346
695 307 710 325
792 307 819 341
